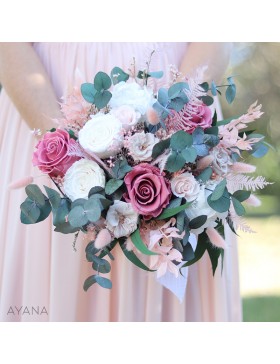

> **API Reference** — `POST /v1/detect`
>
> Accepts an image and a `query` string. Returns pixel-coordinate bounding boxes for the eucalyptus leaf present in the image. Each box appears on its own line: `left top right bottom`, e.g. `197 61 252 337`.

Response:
168 97 185 112
167 197 182 209
88 186 105 197
83 275 97 291
196 167 213 183
25 184 46 207
53 198 71 226
112 158 132 179
157 88 169 106
232 197 246 216
225 84 236 104
110 67 129 84
92 259 111 274
199 95 214 106
36 200 52 223
20 199 41 224
95 276 112 289
210 179 227 201
207 188 231 213
205 126 218 136
54 222 80 234
233 190 251 202
94 90 112 109
165 152 186 172
81 83 97 103
84 198 101 222
68 205 88 228
168 82 188 99
199 82 209 91
105 179 124 195
152 138 170 159
44 185 61 210
149 71 164 79
94 71 112 91
170 130 193 150
181 147 197 163
210 81 217 96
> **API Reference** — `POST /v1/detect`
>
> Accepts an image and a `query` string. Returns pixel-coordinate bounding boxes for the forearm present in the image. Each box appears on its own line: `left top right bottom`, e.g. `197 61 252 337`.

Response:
179 42 232 83
0 42 62 131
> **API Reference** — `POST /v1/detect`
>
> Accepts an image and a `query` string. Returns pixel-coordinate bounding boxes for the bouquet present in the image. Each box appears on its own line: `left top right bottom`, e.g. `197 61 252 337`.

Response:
19 58 272 292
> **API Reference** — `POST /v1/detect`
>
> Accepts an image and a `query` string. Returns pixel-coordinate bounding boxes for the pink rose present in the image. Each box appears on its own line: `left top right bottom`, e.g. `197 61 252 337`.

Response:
124 163 171 219
167 103 212 134
32 129 80 177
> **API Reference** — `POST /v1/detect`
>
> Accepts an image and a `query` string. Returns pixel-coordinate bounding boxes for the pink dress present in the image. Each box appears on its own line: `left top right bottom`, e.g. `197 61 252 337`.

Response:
0 43 242 321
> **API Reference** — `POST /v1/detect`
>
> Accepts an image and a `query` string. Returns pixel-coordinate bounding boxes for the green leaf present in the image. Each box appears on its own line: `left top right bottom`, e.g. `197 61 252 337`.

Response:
205 126 218 136
181 237 207 268
199 82 209 92
92 259 111 274
152 138 170 159
54 222 79 234
216 116 239 127
71 198 86 209
68 205 88 228
36 200 52 223
88 186 105 197
81 83 97 103
176 210 186 233
168 82 188 99
44 185 61 210
232 197 246 216
130 229 158 256
210 80 217 96
182 243 195 261
196 167 213 183
53 198 71 226
105 179 124 195
250 142 269 158
85 241 100 261
84 198 101 222
68 129 77 140
110 67 129 84
120 244 155 272
169 97 185 112
83 275 97 291
157 201 192 220
149 71 164 79
95 276 112 289
199 95 214 106
92 255 109 266
225 84 236 104
207 188 231 213
167 197 182 209
189 215 207 230
233 190 251 202
111 158 132 179
212 110 217 126
181 147 197 163
94 71 112 91
165 152 186 172
206 241 223 275
170 130 193 150
20 199 41 224
25 184 45 207
210 179 227 201
89 194 112 210
94 90 112 109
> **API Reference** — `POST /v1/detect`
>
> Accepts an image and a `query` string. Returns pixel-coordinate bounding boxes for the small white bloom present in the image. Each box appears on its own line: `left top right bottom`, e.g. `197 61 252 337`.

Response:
210 147 233 176
109 81 155 115
106 201 138 238
128 132 159 162
78 113 123 159
111 105 141 131
64 159 105 201
185 183 227 234
171 172 200 201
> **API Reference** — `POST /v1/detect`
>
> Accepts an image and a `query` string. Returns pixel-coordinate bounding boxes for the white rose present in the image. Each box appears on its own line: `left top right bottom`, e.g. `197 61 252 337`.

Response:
210 147 233 176
185 183 227 234
128 132 159 162
109 81 155 115
63 159 105 201
171 172 200 201
106 200 138 238
111 105 141 131
78 113 123 159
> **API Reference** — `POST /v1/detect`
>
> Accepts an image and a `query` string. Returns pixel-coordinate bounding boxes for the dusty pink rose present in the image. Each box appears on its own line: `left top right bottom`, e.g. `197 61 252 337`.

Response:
124 163 171 219
166 103 212 134
32 129 80 177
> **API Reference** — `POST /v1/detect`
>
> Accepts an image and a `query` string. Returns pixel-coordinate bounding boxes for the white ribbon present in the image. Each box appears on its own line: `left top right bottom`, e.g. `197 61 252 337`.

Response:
156 233 197 302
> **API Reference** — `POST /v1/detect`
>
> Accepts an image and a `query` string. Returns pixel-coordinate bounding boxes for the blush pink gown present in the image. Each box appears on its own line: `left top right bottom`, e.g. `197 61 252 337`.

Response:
0 43 242 321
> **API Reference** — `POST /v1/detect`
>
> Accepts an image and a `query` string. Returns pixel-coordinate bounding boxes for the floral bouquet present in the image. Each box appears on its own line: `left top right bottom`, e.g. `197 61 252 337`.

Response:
19 58 272 293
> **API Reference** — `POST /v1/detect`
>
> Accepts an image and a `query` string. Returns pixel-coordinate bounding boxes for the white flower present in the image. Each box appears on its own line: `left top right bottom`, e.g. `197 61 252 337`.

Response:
78 113 123 159
185 183 227 234
128 132 159 162
171 172 200 201
111 105 141 131
210 147 233 176
106 201 138 238
109 81 155 115
63 159 105 201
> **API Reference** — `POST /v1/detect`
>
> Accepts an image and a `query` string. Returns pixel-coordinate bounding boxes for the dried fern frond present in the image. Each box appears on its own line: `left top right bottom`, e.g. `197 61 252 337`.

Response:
227 173 272 193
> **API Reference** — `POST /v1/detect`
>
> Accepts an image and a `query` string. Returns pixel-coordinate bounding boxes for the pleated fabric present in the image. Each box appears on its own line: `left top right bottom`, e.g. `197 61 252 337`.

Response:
0 42 242 321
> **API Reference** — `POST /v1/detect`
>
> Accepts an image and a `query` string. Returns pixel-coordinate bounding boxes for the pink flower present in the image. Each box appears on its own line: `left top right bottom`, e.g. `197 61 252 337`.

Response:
166 103 212 134
32 129 80 177
124 163 171 219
